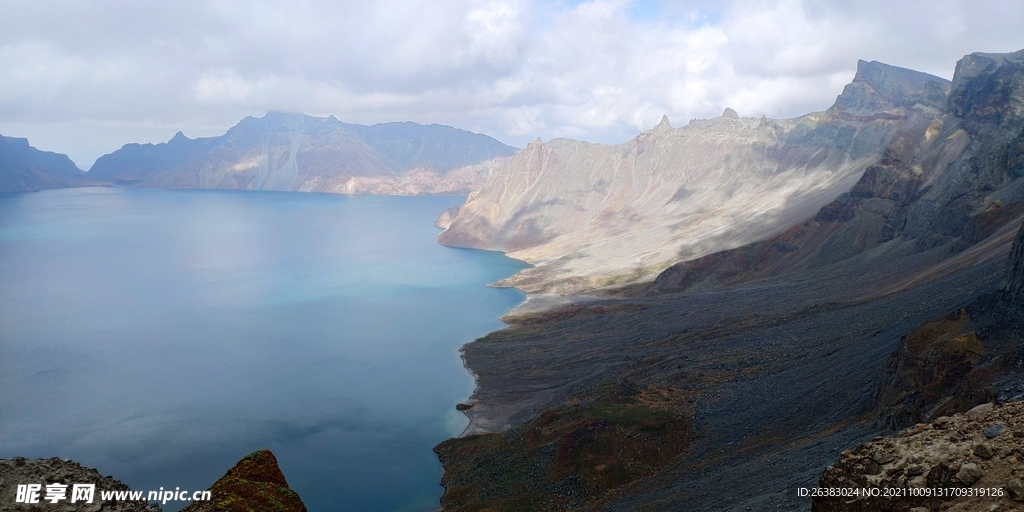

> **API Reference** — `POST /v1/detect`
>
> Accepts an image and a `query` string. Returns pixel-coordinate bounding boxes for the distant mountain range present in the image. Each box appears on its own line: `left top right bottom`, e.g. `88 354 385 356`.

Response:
9 47 1024 511
0 135 89 192
0 113 518 194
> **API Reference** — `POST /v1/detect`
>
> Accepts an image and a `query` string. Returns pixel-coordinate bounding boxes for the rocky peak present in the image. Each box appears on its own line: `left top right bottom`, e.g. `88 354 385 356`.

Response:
238 111 341 135
832 60 950 113
181 449 306 512
948 48 1024 128
654 114 672 132
721 107 739 119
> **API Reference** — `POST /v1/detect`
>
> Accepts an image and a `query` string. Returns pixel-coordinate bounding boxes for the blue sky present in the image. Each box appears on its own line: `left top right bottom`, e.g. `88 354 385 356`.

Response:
1 0 1023 169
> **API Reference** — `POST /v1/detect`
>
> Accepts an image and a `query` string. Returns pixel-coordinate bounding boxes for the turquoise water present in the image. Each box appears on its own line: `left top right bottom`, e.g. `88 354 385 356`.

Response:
0 187 528 511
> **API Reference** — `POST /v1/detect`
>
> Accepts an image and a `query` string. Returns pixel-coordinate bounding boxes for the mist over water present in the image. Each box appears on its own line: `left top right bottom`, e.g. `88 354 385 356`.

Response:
0 187 528 511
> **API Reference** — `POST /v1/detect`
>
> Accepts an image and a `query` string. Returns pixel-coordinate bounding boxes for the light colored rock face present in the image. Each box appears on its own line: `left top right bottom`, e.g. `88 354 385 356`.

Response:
295 156 507 195
87 112 517 195
439 61 950 293
815 401 1024 512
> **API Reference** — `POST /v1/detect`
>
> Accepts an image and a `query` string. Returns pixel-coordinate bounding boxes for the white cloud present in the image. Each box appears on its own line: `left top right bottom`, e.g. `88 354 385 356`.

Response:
1 0 1023 169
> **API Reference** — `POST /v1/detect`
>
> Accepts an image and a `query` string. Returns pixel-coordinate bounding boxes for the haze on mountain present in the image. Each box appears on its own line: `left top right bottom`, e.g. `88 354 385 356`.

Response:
85 112 517 195
0 135 90 192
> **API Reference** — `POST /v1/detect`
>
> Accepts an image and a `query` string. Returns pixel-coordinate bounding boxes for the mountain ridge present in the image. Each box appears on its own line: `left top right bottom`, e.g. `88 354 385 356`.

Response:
648 49 1024 295
86 112 518 195
0 135 91 192
437 60 951 294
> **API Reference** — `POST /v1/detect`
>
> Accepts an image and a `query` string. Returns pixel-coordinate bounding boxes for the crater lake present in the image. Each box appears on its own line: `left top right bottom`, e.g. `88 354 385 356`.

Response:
0 187 528 511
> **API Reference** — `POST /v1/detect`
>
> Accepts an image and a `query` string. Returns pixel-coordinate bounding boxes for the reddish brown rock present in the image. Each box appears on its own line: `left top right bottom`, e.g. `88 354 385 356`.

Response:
181 450 305 512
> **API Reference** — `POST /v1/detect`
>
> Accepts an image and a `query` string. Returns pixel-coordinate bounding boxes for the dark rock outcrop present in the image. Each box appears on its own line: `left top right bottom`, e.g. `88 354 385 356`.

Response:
874 308 991 430
875 210 1024 430
0 457 160 511
1006 221 1024 308
833 60 951 113
0 135 90 192
181 449 305 512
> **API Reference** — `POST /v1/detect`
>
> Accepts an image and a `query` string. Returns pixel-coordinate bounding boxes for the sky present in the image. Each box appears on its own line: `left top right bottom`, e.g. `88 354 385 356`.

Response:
1 0 1023 170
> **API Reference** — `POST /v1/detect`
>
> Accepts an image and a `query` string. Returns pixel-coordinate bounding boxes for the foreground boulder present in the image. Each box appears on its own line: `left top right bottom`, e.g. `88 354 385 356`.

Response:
182 449 306 512
815 401 1024 511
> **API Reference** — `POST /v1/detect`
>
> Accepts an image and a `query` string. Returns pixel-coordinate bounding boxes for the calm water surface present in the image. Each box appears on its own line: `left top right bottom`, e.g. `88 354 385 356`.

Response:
0 187 527 511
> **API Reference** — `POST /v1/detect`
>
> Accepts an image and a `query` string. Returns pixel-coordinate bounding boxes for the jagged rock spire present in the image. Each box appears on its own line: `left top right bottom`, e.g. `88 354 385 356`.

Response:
655 115 672 132
722 107 739 119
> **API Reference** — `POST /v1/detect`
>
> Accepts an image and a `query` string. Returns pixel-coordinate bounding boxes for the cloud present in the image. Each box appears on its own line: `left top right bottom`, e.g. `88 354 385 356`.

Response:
1 0 1022 169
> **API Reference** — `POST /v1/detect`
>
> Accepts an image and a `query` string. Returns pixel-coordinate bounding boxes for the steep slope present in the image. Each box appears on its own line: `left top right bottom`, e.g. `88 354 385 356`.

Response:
873 215 1024 432
87 112 516 195
650 50 1024 294
436 230 1006 511
0 135 90 192
438 60 950 294
434 50 1024 511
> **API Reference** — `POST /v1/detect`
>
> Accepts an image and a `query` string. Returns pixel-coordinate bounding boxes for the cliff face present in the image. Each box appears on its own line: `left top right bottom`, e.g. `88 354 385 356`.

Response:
87 112 516 195
850 51 1024 431
0 135 90 192
650 50 1024 295
437 60 950 294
